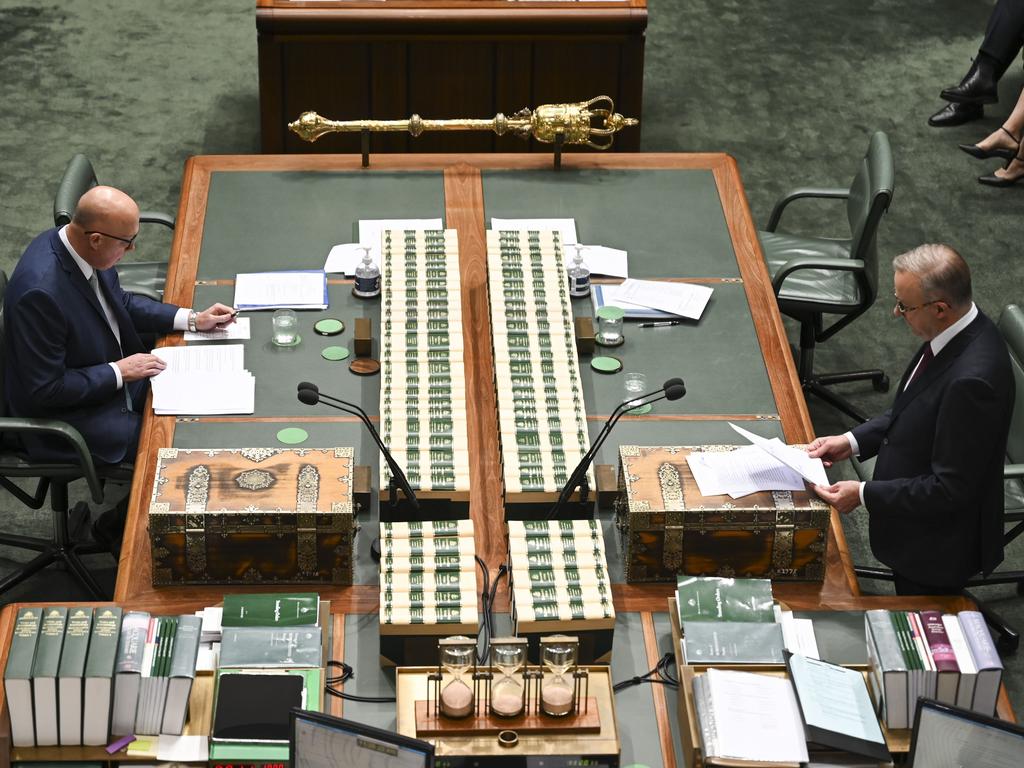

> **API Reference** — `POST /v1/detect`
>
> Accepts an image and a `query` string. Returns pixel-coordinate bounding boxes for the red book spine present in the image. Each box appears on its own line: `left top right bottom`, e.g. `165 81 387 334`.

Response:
920 609 959 672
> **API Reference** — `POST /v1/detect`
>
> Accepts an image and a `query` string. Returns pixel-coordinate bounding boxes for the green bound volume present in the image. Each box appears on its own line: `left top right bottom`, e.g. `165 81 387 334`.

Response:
83 606 123 745
382 553 475 574
382 587 470 609
32 606 69 746
675 576 776 625
219 626 322 669
681 621 785 665
58 606 94 746
5 607 43 747
162 615 202 736
221 592 320 628
110 611 150 736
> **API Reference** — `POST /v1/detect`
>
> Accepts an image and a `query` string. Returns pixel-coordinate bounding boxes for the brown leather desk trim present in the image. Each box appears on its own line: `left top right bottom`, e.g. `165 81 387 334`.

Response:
642 611 677 768
114 152 856 615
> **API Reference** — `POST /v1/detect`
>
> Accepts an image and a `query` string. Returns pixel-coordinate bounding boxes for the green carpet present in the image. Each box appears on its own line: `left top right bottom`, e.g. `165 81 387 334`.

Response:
0 0 1021 717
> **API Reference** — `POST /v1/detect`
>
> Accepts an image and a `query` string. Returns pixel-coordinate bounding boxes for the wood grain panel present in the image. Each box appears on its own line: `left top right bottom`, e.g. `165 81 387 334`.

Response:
370 42 409 153
642 611 676 768
408 42 495 153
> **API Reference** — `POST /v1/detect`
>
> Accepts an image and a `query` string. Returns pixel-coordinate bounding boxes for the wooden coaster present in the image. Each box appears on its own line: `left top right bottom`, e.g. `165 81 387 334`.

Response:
350 357 381 376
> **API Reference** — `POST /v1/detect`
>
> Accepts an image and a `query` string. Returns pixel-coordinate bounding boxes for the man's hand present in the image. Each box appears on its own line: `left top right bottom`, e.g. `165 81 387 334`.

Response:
195 303 236 331
806 434 853 467
813 481 861 515
117 353 167 382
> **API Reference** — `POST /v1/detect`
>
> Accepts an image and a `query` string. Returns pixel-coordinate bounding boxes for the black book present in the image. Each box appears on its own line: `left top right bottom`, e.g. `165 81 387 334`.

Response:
212 673 304 743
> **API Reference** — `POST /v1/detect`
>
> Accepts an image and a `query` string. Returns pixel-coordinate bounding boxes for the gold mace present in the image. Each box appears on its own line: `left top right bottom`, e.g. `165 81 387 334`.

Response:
289 95 638 150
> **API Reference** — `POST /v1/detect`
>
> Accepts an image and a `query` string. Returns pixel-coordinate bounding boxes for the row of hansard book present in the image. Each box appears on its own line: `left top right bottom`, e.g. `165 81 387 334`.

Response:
865 608 1003 729
3 592 325 750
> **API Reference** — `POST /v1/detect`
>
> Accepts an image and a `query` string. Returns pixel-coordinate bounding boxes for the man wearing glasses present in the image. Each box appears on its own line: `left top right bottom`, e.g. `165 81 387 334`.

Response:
4 186 235 547
808 244 1014 595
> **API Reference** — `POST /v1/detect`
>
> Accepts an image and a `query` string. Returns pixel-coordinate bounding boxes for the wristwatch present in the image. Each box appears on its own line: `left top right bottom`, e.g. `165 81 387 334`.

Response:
188 310 198 333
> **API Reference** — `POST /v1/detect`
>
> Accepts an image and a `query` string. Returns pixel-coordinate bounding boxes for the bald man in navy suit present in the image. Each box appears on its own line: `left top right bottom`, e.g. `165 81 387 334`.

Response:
4 187 234 547
809 245 1014 595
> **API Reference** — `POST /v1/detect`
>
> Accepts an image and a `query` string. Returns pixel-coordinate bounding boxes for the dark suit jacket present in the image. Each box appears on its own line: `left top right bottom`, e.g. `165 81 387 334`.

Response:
852 310 1014 587
3 228 178 464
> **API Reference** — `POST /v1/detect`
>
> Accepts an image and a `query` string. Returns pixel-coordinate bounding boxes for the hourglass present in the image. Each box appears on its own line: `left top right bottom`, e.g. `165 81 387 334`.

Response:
538 635 585 717
488 638 528 718
436 636 477 719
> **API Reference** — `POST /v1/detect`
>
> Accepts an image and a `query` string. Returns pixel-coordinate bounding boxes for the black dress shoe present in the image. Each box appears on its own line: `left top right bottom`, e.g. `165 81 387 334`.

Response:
940 57 999 104
928 101 983 127
959 126 1020 160
978 164 1024 187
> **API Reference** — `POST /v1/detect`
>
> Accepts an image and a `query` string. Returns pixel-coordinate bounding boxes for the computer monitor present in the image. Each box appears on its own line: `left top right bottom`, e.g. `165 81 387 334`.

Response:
290 709 434 768
907 698 1024 768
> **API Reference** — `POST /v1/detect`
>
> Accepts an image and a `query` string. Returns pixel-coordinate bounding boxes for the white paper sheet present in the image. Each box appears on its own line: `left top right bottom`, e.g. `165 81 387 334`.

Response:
157 734 208 762
150 346 254 415
358 218 444 265
781 611 821 659
615 278 713 320
686 445 807 498
570 244 628 278
233 270 328 309
591 283 677 319
729 422 830 486
183 317 250 342
705 668 809 763
323 242 367 275
490 217 578 244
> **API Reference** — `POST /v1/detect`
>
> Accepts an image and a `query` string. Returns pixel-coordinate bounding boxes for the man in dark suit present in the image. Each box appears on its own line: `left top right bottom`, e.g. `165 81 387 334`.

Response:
4 186 234 546
809 244 1014 595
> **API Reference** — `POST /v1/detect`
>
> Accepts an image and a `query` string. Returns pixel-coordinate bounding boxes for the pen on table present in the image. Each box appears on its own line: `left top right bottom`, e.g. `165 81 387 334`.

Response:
639 320 681 328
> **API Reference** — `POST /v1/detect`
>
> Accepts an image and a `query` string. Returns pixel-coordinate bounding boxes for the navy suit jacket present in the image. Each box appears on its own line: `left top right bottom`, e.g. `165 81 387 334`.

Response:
4 228 178 464
852 310 1014 587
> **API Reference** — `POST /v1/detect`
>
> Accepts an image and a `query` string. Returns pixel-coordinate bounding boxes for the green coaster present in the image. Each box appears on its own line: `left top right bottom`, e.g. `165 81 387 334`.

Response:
591 356 622 374
321 345 350 361
276 427 309 445
314 318 345 336
626 403 653 415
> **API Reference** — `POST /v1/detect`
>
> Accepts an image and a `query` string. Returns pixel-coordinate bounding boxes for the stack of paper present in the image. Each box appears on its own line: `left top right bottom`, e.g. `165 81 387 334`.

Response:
613 278 713 320
233 270 328 310
150 345 254 415
183 317 250 342
324 218 445 274
685 423 829 498
488 218 628 277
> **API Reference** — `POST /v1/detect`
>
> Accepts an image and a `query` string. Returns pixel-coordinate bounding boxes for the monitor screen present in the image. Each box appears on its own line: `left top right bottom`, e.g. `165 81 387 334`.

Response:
908 699 1024 768
290 709 434 768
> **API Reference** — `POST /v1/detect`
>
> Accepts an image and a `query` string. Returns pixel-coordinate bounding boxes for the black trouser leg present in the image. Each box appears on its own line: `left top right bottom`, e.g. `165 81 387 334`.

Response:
893 572 964 596
980 0 1024 76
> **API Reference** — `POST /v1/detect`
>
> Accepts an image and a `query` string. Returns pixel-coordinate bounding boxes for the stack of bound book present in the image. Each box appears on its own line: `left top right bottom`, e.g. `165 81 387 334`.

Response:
865 608 1003 729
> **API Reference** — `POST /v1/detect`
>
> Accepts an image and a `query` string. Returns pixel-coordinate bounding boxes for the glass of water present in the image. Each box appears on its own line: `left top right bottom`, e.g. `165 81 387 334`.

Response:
624 371 649 413
272 309 299 346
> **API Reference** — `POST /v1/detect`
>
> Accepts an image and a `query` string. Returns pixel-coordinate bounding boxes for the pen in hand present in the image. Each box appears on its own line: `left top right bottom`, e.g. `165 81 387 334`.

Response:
639 320 681 328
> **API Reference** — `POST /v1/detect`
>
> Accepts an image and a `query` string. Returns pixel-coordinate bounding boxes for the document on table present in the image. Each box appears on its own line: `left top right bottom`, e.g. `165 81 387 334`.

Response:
591 283 676 319
183 317 251 342
150 344 254 415
356 218 444 268
233 270 328 310
323 242 366 275
490 217 578 244
686 444 808 498
615 278 713 320
574 245 628 278
729 422 830 486
780 611 821 659
703 668 809 763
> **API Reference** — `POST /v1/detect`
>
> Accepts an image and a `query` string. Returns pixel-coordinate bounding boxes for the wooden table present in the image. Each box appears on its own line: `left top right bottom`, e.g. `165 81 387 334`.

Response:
256 0 647 153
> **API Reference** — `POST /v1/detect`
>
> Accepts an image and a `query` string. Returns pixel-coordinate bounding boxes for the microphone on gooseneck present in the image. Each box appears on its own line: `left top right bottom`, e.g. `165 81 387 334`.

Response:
296 382 420 511
548 376 686 518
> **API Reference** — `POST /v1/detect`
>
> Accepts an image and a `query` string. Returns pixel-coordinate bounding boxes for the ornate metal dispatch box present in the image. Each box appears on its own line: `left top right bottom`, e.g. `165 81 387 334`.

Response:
149 447 355 586
615 445 829 583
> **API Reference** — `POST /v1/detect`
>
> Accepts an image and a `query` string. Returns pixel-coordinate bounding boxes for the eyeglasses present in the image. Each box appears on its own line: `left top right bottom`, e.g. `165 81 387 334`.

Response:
85 230 138 247
894 297 944 315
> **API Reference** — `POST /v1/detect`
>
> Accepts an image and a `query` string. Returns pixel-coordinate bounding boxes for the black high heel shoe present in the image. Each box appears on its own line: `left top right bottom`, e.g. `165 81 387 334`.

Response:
978 150 1024 187
959 126 1020 160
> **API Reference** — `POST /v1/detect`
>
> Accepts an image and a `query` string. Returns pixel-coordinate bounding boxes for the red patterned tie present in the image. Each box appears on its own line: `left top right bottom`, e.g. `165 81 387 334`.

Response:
906 344 933 389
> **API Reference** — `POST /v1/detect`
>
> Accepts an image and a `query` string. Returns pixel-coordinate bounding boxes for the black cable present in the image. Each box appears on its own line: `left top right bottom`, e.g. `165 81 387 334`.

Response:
612 652 679 692
475 555 491 664
324 660 397 703
487 563 507 637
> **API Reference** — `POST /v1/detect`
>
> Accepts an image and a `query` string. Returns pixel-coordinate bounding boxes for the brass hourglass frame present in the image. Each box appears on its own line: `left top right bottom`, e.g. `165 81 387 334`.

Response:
485 637 530 718
427 636 481 719
535 635 589 717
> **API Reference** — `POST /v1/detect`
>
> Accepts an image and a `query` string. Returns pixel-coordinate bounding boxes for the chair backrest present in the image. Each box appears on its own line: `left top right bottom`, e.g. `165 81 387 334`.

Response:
999 304 1024 465
845 131 895 309
53 154 98 226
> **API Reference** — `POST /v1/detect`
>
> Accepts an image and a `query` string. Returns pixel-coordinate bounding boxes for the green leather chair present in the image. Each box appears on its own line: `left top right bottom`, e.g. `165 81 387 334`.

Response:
759 131 895 424
0 270 129 599
854 303 1024 654
53 154 171 301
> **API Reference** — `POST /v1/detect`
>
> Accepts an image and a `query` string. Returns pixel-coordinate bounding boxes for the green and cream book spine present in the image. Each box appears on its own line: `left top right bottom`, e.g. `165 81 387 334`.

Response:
4 607 43 747
83 606 123 745
380 604 478 626
31 606 68 746
110 610 150 736
381 553 475 574
57 606 94 746
162 615 202 736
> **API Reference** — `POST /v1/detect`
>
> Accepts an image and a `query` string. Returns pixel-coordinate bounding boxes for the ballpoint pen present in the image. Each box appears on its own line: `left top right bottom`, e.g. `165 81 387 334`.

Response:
639 320 681 328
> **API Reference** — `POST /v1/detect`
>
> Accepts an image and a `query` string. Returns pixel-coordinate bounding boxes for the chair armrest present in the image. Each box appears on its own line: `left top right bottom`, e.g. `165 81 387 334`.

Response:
0 417 105 502
771 256 866 295
765 186 850 232
1005 463 1024 479
124 285 162 302
139 211 175 229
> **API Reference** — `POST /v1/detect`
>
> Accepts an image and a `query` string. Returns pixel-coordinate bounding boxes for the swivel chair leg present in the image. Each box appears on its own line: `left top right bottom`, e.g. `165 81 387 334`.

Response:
0 549 61 595
61 549 108 600
804 381 871 424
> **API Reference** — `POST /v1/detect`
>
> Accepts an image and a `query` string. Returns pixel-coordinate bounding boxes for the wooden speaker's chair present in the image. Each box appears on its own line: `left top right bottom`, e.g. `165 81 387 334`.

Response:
53 153 171 301
854 303 1024 654
759 131 895 424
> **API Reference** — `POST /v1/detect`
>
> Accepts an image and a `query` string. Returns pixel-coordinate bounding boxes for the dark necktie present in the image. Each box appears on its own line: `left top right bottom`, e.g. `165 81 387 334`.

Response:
905 344 933 390
89 272 133 411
